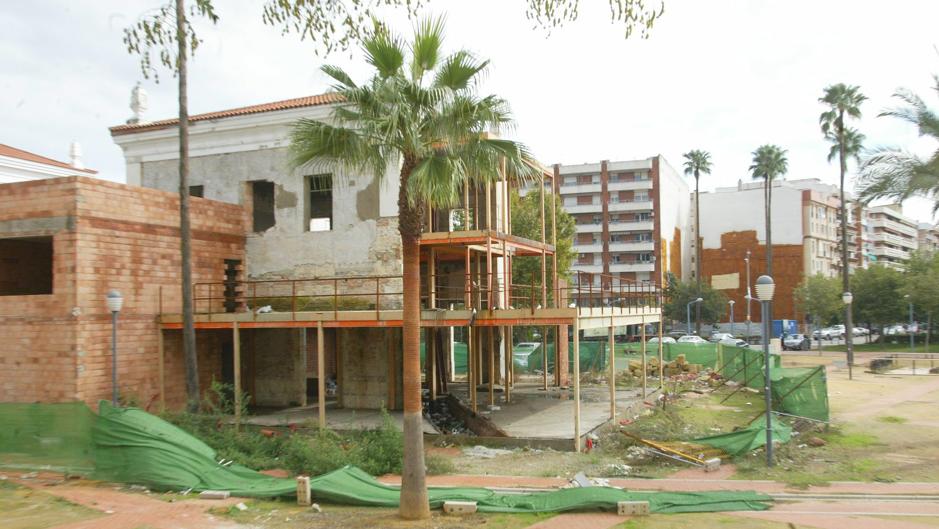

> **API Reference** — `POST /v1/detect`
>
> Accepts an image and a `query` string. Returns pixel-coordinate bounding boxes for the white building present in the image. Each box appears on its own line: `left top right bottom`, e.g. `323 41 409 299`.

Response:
865 204 919 269
0 143 97 184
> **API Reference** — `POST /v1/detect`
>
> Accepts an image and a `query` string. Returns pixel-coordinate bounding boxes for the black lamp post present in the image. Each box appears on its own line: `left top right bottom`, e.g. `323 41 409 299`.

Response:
755 275 775 466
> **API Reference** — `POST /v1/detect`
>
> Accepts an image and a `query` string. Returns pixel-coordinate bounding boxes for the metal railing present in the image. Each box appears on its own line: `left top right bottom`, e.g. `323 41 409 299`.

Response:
185 269 662 319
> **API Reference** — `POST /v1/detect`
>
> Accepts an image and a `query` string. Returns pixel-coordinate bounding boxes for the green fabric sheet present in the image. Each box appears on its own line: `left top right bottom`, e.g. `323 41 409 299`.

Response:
310 465 772 513
0 402 96 475
93 401 296 497
694 416 793 456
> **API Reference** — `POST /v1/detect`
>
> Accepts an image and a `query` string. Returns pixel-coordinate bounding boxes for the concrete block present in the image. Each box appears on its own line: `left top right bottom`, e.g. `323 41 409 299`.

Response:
198 490 230 500
704 457 722 472
296 476 311 506
443 501 477 514
617 500 650 516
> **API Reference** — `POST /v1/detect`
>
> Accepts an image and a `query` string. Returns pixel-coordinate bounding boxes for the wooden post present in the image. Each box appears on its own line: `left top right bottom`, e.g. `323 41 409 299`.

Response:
299 328 307 406
233 322 241 427
429 328 437 400
541 326 548 391
502 326 511 403
486 236 493 310
157 328 166 412
551 168 560 307
507 324 514 389
540 173 547 307
658 317 664 388
428 248 436 309
464 247 471 308
488 326 495 406
469 326 476 412
317 320 326 429
573 318 582 452
641 316 647 398
464 181 470 231
608 321 615 421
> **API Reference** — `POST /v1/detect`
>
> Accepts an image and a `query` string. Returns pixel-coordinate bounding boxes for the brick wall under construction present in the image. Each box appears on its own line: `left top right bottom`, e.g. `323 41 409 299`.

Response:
0 176 246 408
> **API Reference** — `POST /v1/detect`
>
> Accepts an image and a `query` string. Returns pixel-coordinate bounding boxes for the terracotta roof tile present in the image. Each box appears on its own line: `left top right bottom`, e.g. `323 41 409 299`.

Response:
109 93 343 135
0 143 97 174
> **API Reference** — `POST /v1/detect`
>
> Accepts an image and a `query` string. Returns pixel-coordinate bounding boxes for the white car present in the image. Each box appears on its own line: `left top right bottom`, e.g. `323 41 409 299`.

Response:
677 335 708 345
719 337 749 348
709 332 734 343
647 336 677 345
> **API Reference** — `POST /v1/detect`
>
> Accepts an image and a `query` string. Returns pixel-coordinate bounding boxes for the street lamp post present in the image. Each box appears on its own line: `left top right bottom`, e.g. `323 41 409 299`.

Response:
107 290 124 406
729 300 736 337
687 297 703 335
755 275 775 467
745 250 752 343
842 291 854 380
905 294 914 352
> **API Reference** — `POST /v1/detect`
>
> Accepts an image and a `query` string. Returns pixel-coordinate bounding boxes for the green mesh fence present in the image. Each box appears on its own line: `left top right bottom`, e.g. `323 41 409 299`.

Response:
661 343 830 422
448 341 610 375
0 402 96 475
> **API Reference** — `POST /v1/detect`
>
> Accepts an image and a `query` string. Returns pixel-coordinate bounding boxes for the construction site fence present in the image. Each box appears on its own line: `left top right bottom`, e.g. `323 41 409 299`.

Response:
662 343 830 422
439 341 610 376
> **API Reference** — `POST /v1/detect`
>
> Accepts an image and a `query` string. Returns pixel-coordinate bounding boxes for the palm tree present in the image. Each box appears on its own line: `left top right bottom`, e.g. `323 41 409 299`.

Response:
683 150 711 334
820 83 865 380
749 145 788 277
859 74 939 212
288 18 536 519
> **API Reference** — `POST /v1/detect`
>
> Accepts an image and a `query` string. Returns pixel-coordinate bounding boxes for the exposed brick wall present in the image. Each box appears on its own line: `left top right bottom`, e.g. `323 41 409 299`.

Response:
0 176 247 408
700 230 804 321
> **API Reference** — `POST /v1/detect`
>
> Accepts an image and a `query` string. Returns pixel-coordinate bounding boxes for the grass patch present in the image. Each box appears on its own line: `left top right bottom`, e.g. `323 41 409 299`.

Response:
164 410 403 478
425 453 455 475
825 430 880 448
615 512 804 529
822 342 938 353
877 415 908 424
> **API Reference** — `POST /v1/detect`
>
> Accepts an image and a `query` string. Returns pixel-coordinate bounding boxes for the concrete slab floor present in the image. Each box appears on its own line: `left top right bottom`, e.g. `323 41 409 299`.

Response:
243 405 440 434
450 381 647 439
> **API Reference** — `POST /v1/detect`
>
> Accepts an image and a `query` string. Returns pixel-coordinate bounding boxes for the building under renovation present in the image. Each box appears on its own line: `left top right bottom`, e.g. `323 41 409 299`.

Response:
0 92 665 451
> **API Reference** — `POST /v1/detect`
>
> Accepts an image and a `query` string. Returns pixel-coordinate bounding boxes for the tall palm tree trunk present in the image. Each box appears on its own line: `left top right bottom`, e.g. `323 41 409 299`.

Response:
695 174 702 334
177 0 199 412
397 160 429 520
838 118 855 378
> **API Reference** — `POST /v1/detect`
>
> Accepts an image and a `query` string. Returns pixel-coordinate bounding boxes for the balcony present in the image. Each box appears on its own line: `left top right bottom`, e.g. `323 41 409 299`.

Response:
610 262 655 273
559 182 601 195
573 264 603 274
607 179 653 192
609 241 654 252
575 223 604 233
870 217 918 237
573 243 602 253
564 203 602 214
609 220 654 232
608 200 653 213
869 231 916 249
875 246 910 260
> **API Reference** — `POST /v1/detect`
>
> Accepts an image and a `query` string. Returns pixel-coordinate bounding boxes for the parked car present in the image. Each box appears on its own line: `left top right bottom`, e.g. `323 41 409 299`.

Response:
708 332 734 343
853 327 870 336
719 337 749 348
783 333 811 351
647 336 677 345
812 327 841 340
512 342 541 370
677 335 708 345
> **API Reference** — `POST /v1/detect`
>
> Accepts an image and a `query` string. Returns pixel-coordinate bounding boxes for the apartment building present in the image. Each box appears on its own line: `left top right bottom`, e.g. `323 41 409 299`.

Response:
918 222 939 254
698 179 861 321
865 204 919 269
530 157 689 287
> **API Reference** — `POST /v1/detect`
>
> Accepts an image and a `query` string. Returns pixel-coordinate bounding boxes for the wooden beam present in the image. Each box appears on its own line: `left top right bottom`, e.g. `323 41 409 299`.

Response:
551 165 559 306
502 326 510 403
608 321 615 421
573 318 581 452
542 326 548 391
233 322 241 427
641 317 647 398
317 320 326 429
657 318 664 388
158 328 165 413
469 325 476 412
488 326 495 406
429 328 437 400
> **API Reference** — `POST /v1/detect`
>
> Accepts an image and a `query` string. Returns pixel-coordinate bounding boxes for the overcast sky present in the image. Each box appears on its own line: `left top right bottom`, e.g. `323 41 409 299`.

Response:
3 0 938 223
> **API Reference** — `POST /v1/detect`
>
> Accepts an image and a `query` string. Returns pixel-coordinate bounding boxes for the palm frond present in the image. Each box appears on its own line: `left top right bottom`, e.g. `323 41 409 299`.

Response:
288 118 389 182
410 16 445 82
433 50 489 91
408 152 465 208
362 24 404 79
320 64 357 90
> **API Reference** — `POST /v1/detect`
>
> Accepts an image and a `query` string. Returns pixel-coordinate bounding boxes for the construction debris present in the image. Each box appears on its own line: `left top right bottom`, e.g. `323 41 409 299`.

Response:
462 445 513 459
198 490 231 500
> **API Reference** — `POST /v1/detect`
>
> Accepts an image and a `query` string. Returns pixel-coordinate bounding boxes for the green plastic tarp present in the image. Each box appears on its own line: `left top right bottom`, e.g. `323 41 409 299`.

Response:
693 416 793 456
93 401 297 497
309 465 772 513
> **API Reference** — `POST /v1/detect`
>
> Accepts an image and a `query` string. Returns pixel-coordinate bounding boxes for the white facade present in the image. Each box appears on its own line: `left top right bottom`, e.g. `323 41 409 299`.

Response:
866 204 919 269
0 143 97 184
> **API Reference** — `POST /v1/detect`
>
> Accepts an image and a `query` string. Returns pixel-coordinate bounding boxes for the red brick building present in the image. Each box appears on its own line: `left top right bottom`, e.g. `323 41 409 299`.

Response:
0 177 245 408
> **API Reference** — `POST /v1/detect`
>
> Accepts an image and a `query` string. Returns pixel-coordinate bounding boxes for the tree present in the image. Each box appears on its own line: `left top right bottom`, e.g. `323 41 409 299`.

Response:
858 73 939 212
286 18 538 519
262 0 665 54
902 251 939 348
851 264 905 341
682 149 711 334
749 145 788 277
794 274 842 346
820 82 866 377
124 0 219 412
662 273 727 330
510 188 576 302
